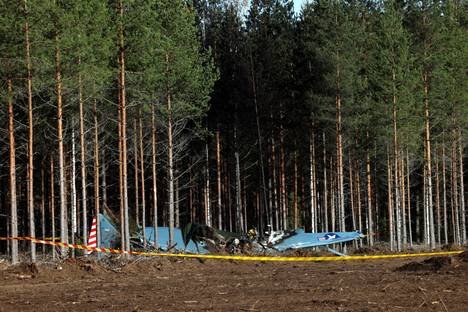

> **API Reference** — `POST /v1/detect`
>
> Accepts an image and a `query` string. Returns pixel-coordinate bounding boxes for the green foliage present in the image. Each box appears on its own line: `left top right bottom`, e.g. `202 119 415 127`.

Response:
369 0 421 153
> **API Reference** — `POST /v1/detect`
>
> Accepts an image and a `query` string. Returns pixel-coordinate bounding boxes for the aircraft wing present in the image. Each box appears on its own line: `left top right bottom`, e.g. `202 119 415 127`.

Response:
272 230 363 251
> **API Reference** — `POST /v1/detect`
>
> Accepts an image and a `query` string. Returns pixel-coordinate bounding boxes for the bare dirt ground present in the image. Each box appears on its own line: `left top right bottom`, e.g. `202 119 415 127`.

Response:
0 251 467 312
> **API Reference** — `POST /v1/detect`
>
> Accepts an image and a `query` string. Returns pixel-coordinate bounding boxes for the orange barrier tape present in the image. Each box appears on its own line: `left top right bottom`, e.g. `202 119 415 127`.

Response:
0 236 463 262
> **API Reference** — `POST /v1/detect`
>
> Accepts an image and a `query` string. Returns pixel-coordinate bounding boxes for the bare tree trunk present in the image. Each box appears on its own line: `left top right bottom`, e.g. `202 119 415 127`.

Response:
294 149 298 229
458 129 466 244
55 36 68 256
151 104 158 247
280 122 287 230
331 158 336 233
272 134 279 231
349 156 356 233
435 148 441 245
118 0 130 253
423 70 435 249
139 113 146 246
387 149 394 251
93 101 100 250
133 119 140 227
205 141 211 226
24 0 35 261
118 101 124 248
392 70 402 251
175 171 179 228
356 160 362 247
249 52 269 228
165 52 175 245
50 157 56 259
366 132 373 246
243 174 248 232
416 195 421 243
451 129 460 245
78 67 88 246
323 133 328 232
226 162 232 232
423 165 428 244
216 128 222 229
310 129 317 232
442 142 448 245
71 125 77 257
41 163 46 254
406 150 412 248
400 152 407 248
102 149 107 210
7 79 18 264
234 125 243 232
335 61 345 233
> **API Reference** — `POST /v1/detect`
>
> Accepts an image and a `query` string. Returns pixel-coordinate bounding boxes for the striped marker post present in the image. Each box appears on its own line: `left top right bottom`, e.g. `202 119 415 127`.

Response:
85 217 97 255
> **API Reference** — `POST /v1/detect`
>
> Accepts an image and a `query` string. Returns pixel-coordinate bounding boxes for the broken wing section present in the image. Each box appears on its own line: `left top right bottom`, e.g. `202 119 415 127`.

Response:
272 230 364 251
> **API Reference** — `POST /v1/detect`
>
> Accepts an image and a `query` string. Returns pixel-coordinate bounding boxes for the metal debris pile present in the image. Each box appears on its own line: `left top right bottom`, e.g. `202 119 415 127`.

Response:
98 213 364 256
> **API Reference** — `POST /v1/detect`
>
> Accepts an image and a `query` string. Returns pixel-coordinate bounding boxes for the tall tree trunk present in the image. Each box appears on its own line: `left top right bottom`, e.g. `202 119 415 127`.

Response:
442 142 448 245
139 113 146 246
175 171 179 228
41 163 46 254
118 0 130 253
392 69 402 251
458 129 466 244
93 101 100 250
50 157 56 259
102 149 107 210
349 156 356 233
118 89 124 248
366 132 373 246
423 70 435 249
406 150 413 248
165 52 175 245
71 125 77 257
78 66 88 246
387 149 394 251
234 123 243 232
335 59 345 233
272 133 279 231
280 120 287 230
7 79 18 264
133 119 140 227
243 174 248 232
24 0 35 262
423 166 428 244
330 158 336 232
356 160 362 247
293 149 298 229
55 36 68 256
250 52 269 228
216 128 222 230
451 127 460 245
151 104 158 247
435 148 441 245
400 152 407 248
205 141 211 226
323 133 328 232
310 129 317 232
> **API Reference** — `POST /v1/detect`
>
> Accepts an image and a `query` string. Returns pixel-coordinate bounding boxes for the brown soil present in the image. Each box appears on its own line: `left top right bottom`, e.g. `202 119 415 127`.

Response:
0 253 467 312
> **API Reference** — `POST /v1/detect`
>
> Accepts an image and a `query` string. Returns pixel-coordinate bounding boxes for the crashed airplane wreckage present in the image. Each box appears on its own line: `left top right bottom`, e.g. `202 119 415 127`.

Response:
97 213 364 256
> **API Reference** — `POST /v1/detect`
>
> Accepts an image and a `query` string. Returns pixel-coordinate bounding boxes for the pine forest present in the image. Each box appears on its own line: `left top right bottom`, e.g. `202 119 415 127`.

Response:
0 0 466 264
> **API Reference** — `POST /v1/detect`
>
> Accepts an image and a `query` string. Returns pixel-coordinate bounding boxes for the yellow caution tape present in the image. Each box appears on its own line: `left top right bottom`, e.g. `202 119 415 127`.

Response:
0 236 463 262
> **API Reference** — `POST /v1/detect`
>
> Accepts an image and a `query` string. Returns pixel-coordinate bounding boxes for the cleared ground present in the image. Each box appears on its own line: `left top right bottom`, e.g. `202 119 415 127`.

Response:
0 251 467 312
